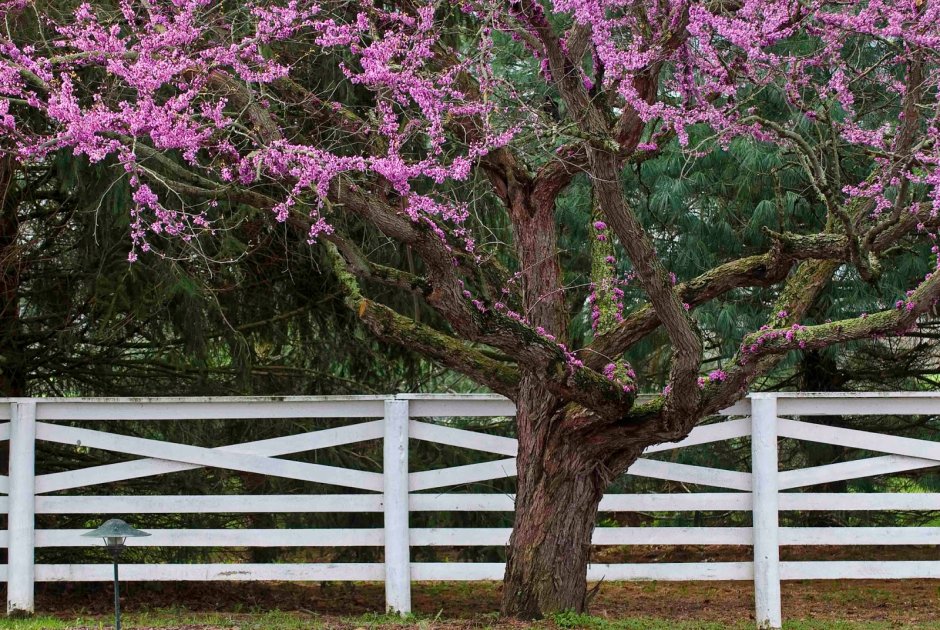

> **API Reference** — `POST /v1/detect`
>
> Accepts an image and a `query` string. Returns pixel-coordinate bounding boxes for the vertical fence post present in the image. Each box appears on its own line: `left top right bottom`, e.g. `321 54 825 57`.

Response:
751 393 781 629
7 401 36 616
383 399 411 615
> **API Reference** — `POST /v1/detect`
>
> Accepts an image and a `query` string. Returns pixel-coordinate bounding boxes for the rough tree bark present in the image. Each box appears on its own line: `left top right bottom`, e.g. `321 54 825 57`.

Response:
501 376 611 618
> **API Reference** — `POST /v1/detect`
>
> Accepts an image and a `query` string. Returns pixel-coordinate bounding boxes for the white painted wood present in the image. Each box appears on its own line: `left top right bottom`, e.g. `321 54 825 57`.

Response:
7 402 36 614
410 493 751 512
409 493 516 511
35 563 385 582
778 454 938 490
600 493 752 512
0 474 9 495
719 400 751 416
410 528 510 546
408 527 752 546
776 396 940 416
395 393 511 402
772 392 940 398
34 423 384 492
587 562 754 582
779 527 940 545
35 494 384 514
34 398 388 420
409 458 518 491
35 529 384 547
780 561 940 580
626 458 752 491
643 418 752 454
409 421 517 456
411 562 505 581
448 491 940 512
29 491 940 516
751 394 782 630
592 527 752 546
779 492 940 511
35 421 384 493
31 491 940 517
778 418 940 461
22 557 913 584
409 563 754 581
2 392 939 619
400 395 516 418
383 400 411 615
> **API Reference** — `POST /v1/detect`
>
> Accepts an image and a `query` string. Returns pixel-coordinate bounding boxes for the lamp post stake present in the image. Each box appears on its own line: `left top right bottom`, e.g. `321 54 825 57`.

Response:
113 552 121 630
82 519 150 630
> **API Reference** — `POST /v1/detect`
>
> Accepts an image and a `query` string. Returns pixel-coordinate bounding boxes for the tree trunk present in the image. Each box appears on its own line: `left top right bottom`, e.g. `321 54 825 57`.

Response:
501 377 615 618
502 457 606 618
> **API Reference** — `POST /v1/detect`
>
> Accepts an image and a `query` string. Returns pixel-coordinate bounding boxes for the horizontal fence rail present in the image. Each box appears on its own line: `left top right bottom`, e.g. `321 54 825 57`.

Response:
0 393 937 629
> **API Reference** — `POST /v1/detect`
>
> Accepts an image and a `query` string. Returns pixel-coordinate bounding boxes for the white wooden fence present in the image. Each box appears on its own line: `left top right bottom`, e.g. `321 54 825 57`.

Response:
1 393 939 629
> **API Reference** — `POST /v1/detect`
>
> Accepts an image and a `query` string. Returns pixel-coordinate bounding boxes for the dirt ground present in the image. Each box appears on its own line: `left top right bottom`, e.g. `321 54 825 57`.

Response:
30 577 940 627
19 546 940 628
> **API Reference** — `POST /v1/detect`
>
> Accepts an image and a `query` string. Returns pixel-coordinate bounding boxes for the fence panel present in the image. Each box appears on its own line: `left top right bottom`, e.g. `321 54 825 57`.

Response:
1 393 937 630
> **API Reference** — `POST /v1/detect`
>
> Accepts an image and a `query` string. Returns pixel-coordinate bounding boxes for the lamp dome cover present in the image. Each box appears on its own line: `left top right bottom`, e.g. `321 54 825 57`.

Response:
82 519 151 538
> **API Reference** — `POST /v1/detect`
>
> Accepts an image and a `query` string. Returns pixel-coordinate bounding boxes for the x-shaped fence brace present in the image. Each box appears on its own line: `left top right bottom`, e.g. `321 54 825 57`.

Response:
0 414 936 496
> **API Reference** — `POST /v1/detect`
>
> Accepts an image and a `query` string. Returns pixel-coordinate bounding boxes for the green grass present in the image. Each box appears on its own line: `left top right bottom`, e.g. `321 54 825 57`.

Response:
0 610 321 629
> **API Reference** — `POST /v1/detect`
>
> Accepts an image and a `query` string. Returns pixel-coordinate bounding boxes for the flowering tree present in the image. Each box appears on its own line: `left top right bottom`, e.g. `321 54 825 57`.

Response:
3 0 940 617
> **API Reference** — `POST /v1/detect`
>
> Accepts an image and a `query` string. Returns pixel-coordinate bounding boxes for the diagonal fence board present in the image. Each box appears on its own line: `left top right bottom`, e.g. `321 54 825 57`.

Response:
407 455 750 493
35 421 385 493
407 417 752 459
643 418 752 454
409 458 518 491
778 454 940 490
409 421 517 456
35 423 384 492
626 458 752 491
778 418 940 462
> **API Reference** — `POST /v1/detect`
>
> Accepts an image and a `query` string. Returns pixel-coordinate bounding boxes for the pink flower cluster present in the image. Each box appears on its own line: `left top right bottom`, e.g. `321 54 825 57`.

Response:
697 368 728 389
603 361 637 393
1 0 519 258
741 323 808 360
